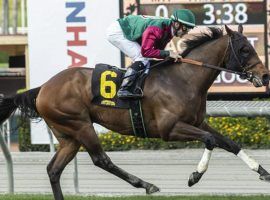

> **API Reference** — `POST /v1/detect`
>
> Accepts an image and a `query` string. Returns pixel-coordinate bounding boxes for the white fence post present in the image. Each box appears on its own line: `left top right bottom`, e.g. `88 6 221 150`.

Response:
46 126 55 153
0 120 14 194
74 156 79 193
1 120 11 150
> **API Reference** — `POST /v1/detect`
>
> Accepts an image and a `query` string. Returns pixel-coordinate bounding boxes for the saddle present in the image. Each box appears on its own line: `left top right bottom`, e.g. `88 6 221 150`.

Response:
91 63 148 138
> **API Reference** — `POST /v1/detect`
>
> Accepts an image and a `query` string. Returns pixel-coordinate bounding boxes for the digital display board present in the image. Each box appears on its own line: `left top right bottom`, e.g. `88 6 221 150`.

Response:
121 0 269 95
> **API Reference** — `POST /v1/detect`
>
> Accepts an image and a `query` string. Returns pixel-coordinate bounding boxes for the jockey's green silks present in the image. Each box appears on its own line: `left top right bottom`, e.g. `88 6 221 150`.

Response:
118 15 172 41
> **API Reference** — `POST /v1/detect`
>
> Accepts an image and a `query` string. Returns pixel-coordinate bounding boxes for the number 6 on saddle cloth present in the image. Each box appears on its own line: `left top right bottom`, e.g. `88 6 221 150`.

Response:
91 63 148 138
91 63 148 108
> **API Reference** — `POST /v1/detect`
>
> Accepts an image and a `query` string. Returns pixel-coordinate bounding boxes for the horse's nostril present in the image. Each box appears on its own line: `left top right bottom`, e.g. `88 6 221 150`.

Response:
262 74 270 85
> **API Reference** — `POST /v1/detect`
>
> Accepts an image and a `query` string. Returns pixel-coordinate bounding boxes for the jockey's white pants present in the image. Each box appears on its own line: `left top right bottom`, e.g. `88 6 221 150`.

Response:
106 21 149 67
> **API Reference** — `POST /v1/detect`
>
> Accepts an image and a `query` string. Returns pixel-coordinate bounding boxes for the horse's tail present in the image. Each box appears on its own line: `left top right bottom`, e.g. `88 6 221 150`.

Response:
0 87 41 125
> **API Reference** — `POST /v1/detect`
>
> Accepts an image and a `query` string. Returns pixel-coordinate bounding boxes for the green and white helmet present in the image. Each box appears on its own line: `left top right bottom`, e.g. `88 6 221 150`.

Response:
170 9 196 28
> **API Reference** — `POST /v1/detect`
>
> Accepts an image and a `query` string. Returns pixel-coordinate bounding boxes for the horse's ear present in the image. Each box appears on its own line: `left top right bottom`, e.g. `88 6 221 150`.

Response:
238 24 243 34
225 25 233 36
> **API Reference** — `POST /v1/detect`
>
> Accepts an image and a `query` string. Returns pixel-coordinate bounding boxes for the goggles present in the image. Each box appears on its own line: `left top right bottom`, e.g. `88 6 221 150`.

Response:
182 25 191 32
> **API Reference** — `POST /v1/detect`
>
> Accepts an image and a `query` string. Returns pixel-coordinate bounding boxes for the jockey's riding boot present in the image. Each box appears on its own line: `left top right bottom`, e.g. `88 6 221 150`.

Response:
117 62 144 99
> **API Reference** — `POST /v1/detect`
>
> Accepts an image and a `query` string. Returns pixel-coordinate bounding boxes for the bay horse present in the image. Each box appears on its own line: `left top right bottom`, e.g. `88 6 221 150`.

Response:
1 25 270 199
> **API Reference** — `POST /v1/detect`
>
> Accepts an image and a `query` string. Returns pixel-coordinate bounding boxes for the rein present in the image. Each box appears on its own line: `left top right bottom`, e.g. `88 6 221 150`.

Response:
147 56 249 77
148 36 258 80
180 58 246 76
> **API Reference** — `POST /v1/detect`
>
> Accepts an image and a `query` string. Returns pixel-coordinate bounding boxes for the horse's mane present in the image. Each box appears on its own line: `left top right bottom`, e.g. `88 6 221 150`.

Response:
181 27 224 57
150 27 224 67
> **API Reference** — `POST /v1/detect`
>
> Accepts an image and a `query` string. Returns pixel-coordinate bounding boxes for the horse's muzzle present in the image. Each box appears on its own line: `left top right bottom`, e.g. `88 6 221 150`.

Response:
251 73 269 87
262 74 270 86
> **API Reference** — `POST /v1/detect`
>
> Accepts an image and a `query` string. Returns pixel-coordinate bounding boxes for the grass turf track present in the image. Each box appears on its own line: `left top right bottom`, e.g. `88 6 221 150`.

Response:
0 195 270 200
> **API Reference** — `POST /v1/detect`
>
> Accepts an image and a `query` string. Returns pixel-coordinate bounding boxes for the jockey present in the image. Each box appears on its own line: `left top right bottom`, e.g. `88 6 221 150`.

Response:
106 9 196 99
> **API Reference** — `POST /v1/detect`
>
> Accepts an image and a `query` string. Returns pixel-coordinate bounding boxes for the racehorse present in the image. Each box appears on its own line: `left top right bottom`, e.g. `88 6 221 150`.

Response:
0 25 270 200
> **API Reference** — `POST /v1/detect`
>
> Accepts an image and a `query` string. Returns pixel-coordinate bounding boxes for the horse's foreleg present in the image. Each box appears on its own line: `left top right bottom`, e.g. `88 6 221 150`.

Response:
167 121 218 187
47 135 80 200
187 148 212 187
191 122 270 185
187 121 242 187
78 122 160 194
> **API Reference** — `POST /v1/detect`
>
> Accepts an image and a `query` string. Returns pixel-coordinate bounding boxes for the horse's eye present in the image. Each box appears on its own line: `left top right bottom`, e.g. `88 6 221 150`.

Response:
240 46 250 57
241 46 249 54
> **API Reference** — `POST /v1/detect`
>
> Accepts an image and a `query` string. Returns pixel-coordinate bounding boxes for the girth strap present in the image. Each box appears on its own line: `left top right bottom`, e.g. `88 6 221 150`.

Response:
129 100 147 138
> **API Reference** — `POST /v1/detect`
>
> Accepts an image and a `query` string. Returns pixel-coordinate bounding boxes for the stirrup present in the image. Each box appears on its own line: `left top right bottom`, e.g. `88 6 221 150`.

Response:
134 87 144 97
117 89 143 99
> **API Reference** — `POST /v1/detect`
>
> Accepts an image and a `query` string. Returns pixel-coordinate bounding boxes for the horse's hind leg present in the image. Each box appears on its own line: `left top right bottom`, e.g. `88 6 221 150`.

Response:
189 122 270 187
77 121 160 194
46 127 80 200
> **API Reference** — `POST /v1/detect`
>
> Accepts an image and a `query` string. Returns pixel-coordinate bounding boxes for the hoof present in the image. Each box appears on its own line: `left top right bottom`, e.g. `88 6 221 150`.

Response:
260 174 270 182
146 184 160 194
188 171 204 187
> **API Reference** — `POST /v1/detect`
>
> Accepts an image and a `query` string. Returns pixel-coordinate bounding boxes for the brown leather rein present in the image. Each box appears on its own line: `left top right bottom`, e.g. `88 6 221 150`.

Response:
148 36 258 80
180 57 249 77
148 57 250 77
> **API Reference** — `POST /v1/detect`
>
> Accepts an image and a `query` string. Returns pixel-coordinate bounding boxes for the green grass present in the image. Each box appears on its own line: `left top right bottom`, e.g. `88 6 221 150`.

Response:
0 195 270 200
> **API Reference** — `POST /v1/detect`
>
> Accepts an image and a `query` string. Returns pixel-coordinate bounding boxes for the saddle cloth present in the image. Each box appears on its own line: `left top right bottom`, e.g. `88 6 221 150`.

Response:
91 63 129 108
91 63 147 138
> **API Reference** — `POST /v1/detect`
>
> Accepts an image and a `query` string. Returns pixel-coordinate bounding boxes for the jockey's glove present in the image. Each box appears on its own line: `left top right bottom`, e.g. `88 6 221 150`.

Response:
169 51 182 62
